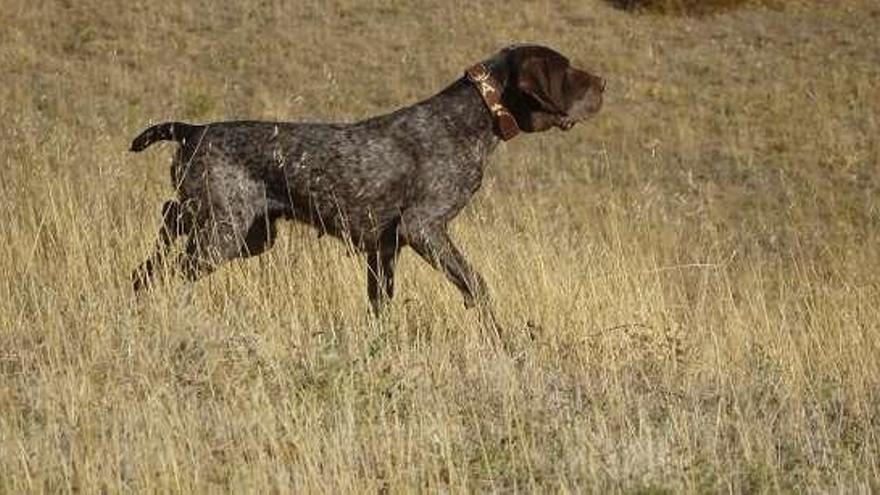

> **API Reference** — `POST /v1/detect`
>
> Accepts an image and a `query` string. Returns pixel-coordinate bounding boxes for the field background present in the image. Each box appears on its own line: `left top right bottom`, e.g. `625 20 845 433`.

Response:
1 0 879 492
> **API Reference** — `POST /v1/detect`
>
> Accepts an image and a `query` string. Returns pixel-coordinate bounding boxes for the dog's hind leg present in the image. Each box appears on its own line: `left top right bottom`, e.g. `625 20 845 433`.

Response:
173 203 262 282
241 214 279 258
132 200 193 292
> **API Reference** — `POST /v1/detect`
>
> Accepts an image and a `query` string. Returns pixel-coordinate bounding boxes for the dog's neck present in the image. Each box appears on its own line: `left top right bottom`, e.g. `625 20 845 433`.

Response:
417 77 505 156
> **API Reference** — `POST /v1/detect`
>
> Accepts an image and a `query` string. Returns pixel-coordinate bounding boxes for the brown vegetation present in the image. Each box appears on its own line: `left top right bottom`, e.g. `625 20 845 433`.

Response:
1 0 878 491
610 0 782 15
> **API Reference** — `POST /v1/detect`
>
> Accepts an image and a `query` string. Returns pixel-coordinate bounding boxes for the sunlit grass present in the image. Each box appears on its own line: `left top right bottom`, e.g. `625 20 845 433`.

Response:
1 0 878 491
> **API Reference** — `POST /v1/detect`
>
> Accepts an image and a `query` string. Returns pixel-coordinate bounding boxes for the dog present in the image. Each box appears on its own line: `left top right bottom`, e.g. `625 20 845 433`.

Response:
130 44 604 325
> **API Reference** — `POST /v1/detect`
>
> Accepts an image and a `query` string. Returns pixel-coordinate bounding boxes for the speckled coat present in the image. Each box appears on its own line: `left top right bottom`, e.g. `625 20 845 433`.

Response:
130 44 605 321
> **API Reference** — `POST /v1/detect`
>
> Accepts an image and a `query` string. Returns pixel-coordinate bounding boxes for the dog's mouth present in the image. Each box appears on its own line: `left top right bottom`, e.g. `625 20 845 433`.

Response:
557 115 588 131
558 119 576 131
557 90 603 131
556 102 600 131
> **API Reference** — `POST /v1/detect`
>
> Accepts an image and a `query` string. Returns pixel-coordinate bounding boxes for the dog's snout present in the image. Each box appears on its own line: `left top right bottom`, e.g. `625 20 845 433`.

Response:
598 77 606 93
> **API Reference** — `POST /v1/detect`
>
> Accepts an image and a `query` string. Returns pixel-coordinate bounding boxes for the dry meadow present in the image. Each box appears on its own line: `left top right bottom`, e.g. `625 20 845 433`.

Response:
1 0 879 492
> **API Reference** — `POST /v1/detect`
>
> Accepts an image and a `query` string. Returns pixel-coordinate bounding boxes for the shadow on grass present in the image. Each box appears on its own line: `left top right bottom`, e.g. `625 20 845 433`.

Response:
607 0 783 15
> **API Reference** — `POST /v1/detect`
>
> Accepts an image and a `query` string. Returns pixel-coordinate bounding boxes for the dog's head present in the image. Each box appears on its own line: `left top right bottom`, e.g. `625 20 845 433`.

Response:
486 45 605 134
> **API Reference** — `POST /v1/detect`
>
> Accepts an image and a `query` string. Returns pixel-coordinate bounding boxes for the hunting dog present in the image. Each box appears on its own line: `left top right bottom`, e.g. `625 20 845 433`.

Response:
130 44 605 325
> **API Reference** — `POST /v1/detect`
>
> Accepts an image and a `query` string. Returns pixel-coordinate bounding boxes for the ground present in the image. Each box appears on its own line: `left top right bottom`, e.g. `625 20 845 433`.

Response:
1 0 878 491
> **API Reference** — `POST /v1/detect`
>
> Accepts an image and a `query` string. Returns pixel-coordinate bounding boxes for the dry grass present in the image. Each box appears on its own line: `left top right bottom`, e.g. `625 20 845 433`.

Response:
2 0 879 492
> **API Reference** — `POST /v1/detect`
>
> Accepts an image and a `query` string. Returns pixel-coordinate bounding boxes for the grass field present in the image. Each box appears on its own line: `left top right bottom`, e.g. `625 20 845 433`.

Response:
1 0 879 491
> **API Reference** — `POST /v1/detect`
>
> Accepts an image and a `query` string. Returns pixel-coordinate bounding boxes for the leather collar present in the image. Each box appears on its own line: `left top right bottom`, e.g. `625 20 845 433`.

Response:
465 63 520 141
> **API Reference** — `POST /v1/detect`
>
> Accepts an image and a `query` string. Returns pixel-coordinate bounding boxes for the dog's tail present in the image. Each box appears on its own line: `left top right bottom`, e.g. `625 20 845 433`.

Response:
130 122 201 152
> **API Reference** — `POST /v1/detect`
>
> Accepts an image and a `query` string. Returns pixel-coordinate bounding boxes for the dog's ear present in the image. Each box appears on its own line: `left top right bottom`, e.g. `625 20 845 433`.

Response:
515 52 571 115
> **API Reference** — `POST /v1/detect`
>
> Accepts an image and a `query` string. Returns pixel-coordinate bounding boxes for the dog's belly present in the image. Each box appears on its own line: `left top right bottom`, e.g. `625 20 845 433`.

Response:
289 197 401 248
268 172 403 248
